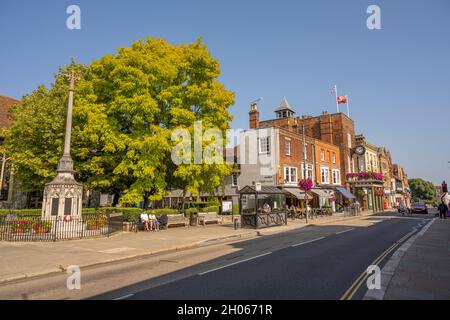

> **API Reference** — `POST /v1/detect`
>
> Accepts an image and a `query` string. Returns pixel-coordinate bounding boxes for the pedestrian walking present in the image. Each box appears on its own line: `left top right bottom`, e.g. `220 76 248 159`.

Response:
437 201 448 219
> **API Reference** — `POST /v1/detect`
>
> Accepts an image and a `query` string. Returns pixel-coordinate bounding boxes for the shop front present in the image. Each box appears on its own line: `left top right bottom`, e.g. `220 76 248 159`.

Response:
238 185 287 229
347 179 385 213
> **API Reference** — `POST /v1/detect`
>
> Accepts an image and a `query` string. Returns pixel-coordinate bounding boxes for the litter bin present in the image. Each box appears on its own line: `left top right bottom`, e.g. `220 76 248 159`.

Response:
189 212 198 226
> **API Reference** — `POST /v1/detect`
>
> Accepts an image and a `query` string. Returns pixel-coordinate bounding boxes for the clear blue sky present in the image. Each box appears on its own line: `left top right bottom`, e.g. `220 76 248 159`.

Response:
1 0 449 185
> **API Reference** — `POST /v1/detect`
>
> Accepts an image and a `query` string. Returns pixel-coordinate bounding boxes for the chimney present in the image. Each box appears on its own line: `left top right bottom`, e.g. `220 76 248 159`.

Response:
249 102 259 129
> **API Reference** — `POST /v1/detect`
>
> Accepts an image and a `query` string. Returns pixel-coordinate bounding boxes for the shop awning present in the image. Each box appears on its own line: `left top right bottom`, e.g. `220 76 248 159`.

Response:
282 188 311 200
336 186 356 200
311 189 331 198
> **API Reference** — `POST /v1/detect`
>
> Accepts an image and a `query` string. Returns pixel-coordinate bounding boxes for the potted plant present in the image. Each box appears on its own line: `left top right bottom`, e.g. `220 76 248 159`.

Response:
11 220 33 234
85 216 107 230
33 220 52 234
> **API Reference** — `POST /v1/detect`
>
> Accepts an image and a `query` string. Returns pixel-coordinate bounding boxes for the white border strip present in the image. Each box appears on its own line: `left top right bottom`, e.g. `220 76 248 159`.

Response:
198 252 272 276
291 236 325 247
336 228 355 235
114 293 134 300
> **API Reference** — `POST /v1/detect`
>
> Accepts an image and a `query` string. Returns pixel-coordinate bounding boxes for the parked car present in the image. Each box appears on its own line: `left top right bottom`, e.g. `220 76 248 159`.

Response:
410 202 428 214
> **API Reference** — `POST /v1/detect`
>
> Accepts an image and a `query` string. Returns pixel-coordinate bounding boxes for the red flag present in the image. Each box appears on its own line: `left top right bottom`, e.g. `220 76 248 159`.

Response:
337 95 347 104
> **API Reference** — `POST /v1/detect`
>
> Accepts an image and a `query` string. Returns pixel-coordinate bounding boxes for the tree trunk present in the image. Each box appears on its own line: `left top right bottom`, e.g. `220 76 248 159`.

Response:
112 191 120 207
143 192 150 210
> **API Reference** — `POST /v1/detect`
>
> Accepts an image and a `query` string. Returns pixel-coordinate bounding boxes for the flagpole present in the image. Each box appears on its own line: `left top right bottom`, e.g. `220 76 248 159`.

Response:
346 95 350 117
335 85 339 113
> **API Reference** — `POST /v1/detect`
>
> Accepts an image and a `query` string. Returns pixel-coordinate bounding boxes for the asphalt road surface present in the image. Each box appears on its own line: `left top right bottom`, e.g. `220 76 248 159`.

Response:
0 212 433 300
93 212 432 300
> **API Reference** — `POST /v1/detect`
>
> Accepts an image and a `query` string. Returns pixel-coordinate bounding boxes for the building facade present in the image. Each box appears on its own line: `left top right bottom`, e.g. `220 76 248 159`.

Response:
378 146 395 208
239 98 349 211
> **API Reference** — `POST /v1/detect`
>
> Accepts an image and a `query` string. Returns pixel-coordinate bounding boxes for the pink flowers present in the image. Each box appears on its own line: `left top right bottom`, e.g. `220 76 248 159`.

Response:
359 171 370 179
299 178 313 191
346 172 383 181
373 173 384 181
346 173 359 179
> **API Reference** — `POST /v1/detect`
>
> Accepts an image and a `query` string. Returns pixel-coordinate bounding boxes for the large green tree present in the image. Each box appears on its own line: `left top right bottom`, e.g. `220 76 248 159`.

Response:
408 178 437 202
3 37 235 206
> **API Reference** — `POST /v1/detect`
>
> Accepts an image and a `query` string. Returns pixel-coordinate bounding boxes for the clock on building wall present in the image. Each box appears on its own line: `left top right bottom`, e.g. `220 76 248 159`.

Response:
354 146 366 156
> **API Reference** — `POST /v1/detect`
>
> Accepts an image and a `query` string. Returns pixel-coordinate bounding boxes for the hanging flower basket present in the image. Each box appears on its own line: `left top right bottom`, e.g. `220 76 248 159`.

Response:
299 178 313 191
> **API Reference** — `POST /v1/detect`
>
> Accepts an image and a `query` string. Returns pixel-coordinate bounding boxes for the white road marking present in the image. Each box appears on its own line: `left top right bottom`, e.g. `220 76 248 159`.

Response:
114 293 134 300
198 252 272 276
335 228 355 235
291 236 325 247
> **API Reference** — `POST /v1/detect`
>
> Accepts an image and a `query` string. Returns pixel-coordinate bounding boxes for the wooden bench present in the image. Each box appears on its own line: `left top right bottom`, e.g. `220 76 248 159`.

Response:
198 212 221 226
166 214 188 228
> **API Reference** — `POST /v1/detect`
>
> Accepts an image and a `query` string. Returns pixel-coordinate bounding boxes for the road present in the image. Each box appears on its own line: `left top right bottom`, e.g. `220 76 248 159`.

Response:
0 211 433 300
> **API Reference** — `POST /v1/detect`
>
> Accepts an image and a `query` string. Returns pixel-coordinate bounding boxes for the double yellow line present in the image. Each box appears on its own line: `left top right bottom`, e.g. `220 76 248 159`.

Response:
340 229 417 300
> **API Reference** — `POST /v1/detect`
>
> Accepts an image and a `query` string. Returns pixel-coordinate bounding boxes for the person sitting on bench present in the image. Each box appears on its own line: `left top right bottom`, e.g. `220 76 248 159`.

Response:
149 213 160 231
140 212 150 231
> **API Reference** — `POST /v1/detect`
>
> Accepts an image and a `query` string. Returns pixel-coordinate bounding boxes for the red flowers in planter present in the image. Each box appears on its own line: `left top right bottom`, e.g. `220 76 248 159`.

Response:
346 173 359 179
359 171 370 179
299 178 313 191
347 172 384 181
373 173 384 181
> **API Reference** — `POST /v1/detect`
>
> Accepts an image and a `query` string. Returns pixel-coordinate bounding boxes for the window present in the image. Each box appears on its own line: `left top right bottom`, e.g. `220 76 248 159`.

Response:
321 149 325 161
285 139 291 156
231 173 238 187
332 169 340 185
284 166 297 184
320 166 330 184
301 164 314 180
347 133 352 148
303 143 307 160
259 136 270 154
332 152 336 164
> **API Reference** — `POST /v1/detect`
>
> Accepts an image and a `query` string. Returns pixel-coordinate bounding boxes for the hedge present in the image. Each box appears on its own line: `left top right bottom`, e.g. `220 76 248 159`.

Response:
184 207 198 217
122 208 181 222
199 206 220 213
0 209 41 217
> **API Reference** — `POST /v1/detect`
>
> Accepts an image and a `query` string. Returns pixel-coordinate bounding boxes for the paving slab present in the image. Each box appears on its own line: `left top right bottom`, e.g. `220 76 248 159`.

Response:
382 219 450 300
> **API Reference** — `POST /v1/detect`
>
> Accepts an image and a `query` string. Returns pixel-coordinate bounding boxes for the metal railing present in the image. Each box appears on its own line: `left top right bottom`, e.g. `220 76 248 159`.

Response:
343 204 361 217
0 213 111 242
287 207 333 220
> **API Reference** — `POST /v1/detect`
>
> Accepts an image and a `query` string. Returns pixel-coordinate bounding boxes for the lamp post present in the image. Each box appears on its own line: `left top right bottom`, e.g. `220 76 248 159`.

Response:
302 124 309 224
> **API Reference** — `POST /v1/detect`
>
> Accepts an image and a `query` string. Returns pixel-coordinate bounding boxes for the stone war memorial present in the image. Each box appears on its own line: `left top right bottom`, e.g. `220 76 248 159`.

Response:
41 71 83 224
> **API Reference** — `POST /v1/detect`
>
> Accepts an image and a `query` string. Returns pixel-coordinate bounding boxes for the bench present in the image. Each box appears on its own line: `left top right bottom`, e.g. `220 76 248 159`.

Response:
166 214 188 228
198 212 221 226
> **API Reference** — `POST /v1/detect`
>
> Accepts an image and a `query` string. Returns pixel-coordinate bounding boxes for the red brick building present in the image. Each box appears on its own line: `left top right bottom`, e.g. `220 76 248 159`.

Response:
243 98 353 210
250 99 357 189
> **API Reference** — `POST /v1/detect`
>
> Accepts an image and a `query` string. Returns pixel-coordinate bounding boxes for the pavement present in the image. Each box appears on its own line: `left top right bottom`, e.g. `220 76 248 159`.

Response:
367 217 450 300
0 211 377 285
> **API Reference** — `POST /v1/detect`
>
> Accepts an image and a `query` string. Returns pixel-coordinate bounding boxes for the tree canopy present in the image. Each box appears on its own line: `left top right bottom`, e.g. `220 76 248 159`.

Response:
3 37 235 205
408 178 436 202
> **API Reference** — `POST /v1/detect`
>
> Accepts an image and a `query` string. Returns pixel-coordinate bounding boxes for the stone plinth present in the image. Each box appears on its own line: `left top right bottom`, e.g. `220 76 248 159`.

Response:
42 155 82 218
